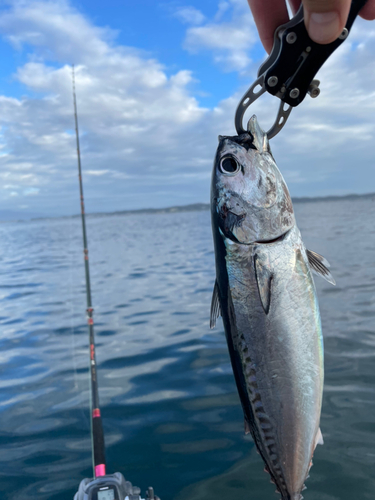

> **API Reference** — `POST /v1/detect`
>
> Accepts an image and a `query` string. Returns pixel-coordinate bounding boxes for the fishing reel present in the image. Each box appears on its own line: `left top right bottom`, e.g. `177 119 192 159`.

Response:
74 472 160 500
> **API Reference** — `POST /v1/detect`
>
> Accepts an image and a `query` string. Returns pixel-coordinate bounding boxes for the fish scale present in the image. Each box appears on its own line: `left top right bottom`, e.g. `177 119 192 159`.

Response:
210 116 334 499
225 221 318 497
227 237 307 498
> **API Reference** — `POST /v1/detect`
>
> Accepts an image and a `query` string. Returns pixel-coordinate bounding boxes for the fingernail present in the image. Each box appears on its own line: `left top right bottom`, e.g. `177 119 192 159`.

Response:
307 11 340 44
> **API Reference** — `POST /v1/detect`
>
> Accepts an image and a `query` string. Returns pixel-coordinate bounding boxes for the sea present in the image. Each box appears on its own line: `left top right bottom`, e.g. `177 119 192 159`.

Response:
1 197 375 500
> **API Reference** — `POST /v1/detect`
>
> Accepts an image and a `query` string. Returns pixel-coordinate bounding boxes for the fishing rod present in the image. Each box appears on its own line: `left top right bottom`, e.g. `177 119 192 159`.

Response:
71 65 159 500
72 62 106 480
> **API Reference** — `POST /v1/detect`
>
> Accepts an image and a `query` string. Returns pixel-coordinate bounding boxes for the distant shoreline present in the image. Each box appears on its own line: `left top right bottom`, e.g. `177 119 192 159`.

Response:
72 192 375 219
1 192 374 223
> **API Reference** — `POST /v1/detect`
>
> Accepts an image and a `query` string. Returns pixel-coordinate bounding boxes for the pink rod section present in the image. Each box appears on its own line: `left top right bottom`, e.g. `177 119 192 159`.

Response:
95 464 106 477
92 408 101 418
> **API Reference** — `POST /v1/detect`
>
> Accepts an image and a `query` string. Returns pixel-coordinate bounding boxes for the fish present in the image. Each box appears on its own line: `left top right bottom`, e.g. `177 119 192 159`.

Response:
210 115 335 500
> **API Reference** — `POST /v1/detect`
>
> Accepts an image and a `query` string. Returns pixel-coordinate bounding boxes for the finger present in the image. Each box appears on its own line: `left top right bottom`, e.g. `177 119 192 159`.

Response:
247 0 290 53
360 0 375 20
303 0 352 44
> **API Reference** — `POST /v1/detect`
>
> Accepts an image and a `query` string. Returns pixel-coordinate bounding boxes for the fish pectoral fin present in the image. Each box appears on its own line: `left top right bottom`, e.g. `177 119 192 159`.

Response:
210 280 222 329
254 254 272 314
314 427 324 447
244 418 251 435
306 249 336 286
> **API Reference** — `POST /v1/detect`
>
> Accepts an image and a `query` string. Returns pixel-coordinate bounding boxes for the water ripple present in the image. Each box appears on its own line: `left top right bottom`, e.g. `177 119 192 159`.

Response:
0 203 374 500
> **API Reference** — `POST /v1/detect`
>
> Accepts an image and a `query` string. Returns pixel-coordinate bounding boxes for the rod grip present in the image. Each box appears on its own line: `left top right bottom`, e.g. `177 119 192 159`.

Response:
92 415 106 469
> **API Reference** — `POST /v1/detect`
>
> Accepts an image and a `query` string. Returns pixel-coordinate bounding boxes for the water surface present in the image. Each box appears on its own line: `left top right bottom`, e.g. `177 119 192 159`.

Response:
0 198 374 500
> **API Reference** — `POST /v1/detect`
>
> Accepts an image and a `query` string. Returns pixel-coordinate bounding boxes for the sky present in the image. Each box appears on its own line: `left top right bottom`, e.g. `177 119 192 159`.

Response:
0 0 374 219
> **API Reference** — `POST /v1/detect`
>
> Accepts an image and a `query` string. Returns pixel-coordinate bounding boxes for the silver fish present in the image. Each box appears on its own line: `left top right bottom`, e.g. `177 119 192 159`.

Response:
210 116 335 500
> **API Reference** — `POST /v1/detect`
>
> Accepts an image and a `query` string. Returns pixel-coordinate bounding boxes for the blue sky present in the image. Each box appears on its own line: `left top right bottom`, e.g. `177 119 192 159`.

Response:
0 0 374 218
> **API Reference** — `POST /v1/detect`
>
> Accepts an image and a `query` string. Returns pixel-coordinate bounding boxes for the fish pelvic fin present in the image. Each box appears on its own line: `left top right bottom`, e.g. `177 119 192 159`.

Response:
210 279 221 329
315 427 324 447
306 249 336 286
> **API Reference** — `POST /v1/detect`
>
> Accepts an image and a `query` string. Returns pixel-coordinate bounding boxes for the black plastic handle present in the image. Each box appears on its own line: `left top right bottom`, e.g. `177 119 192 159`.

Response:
264 0 368 107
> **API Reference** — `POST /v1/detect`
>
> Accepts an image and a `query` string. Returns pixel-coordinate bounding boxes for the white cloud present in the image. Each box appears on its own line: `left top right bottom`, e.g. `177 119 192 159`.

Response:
182 0 257 71
0 0 374 218
0 1 212 215
173 6 205 25
85 170 110 176
0 0 113 62
24 187 40 195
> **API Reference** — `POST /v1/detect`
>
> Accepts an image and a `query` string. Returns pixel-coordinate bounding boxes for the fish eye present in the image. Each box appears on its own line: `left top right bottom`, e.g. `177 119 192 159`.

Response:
220 156 240 175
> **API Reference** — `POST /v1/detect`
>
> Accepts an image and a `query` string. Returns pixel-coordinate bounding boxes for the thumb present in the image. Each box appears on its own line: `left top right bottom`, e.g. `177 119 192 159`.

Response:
303 0 352 44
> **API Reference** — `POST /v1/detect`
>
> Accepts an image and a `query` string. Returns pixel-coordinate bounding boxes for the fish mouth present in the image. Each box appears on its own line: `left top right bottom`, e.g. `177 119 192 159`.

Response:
255 229 290 244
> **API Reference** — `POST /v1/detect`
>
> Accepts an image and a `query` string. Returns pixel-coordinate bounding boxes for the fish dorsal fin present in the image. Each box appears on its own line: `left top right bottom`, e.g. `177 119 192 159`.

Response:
210 280 221 329
254 254 272 314
306 249 336 286
247 115 270 153
314 427 324 448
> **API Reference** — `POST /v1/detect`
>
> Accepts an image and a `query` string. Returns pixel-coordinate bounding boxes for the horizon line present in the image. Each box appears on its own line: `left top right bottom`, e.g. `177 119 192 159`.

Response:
1 191 374 223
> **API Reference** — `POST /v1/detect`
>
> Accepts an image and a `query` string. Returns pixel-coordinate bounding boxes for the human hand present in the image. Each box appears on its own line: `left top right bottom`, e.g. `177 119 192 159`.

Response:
247 0 375 53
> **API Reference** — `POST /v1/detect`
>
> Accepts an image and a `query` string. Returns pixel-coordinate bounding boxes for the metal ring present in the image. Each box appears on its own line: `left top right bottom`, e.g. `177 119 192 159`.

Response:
267 100 293 139
235 75 293 139
234 75 266 135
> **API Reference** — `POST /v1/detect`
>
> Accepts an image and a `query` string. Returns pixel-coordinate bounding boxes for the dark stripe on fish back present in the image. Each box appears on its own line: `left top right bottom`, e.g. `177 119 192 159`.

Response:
237 328 287 494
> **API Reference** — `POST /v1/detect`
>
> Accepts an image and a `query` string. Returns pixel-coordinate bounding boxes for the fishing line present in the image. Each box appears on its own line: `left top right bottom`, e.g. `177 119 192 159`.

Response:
68 210 88 426
68 206 78 392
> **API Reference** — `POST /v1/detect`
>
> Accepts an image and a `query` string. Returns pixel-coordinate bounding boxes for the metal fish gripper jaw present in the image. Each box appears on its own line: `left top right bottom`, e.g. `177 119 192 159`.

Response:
235 0 368 139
